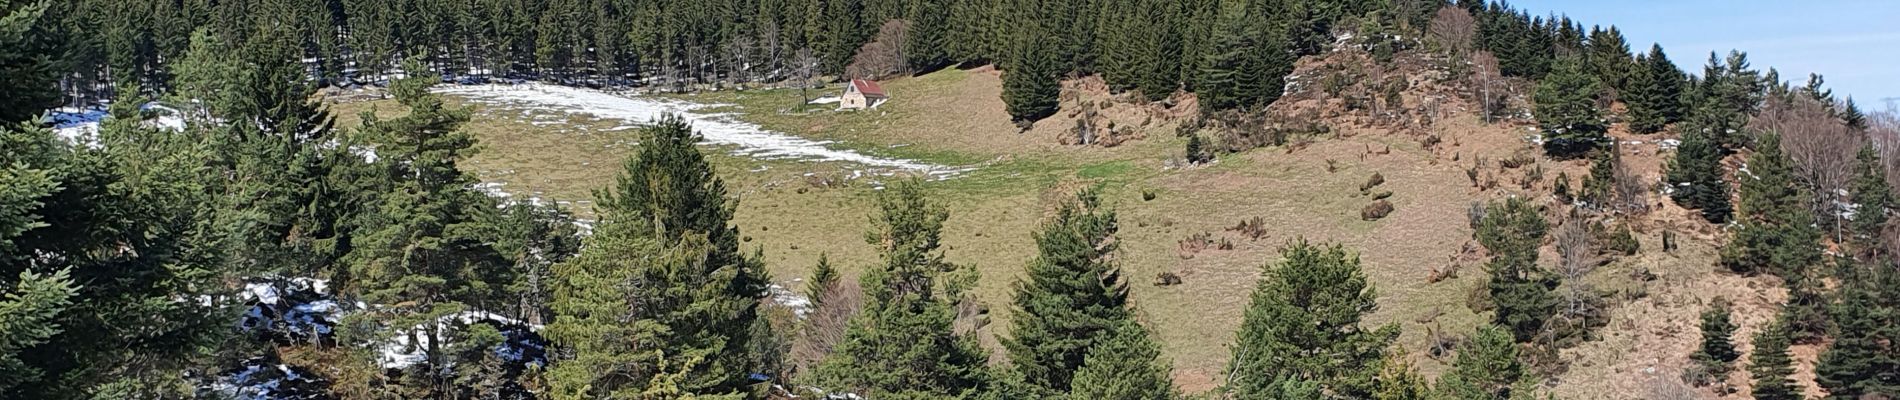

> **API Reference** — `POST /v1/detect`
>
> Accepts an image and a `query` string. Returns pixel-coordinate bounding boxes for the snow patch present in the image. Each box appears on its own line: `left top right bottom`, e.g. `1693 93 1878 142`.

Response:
434 84 966 177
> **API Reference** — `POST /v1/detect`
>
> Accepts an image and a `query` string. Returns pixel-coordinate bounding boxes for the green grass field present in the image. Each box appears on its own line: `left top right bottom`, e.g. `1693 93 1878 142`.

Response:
325 68 1725 394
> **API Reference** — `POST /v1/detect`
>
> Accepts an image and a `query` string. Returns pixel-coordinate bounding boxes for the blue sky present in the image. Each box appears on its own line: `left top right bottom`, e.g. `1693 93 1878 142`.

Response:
1507 0 1900 110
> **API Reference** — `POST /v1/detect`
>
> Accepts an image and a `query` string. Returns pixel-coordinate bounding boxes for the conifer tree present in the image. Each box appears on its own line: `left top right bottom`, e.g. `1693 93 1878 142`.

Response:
0 1 59 123
813 180 990 398
1227 240 1398 399
1584 26 1633 93
1478 198 1558 342
1748 315 1799 400
807 253 841 305
546 115 766 398
347 63 510 394
1688 51 1763 150
1067 322 1177 400
1848 145 1891 256
1579 149 1616 207
1436 324 1529 400
1003 31 1060 124
905 0 952 73
1690 298 1739 374
1005 188 1135 393
1666 127 1733 223
1842 97 1868 131
1816 260 1900 398
1534 56 1607 156
1720 132 1820 276
1626 44 1686 133
0 268 76 394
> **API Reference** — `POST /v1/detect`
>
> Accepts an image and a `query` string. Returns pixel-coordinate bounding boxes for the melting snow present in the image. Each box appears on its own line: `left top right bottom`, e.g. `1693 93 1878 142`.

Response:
434 84 967 177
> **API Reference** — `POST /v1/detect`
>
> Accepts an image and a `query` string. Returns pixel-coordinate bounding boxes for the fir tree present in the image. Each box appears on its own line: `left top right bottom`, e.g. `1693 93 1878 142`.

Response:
0 1 59 123
813 180 990 398
1584 26 1632 93
347 63 510 394
1478 198 1558 342
807 253 841 305
1747 315 1799 400
1534 56 1607 157
1848 145 1891 257
1625 44 1686 134
1720 132 1821 277
1005 188 1135 393
1002 31 1060 124
1579 149 1616 208
1227 240 1398 399
1816 260 1900 398
904 0 952 73
1436 325 1529 400
1067 322 1177 400
0 269 77 393
1665 127 1733 223
1842 97 1868 131
546 115 768 398
1688 51 1763 150
1690 298 1740 374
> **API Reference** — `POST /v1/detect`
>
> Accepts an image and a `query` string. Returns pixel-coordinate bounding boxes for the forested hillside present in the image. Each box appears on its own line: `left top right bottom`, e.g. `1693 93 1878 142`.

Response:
5 0 1900 399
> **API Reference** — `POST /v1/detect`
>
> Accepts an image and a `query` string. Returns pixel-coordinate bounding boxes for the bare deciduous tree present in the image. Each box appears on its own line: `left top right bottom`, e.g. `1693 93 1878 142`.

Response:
791 47 819 106
1613 153 1651 215
791 279 863 372
1471 51 1504 124
1551 218 1603 342
1757 96 1862 240
845 20 911 80
1430 6 1477 55
724 35 756 85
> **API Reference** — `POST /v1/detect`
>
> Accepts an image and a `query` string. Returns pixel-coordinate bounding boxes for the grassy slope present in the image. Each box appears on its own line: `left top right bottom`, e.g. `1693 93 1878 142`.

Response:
330 65 1759 397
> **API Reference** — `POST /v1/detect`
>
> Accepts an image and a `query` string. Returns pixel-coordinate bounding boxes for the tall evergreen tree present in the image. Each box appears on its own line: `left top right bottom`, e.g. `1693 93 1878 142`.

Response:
1666 127 1733 223
1067 321 1177 400
1848 145 1891 257
812 180 990 398
346 63 510 395
807 252 841 305
1478 197 1558 342
1005 188 1135 393
1436 324 1529 400
0 0 59 123
1002 30 1060 124
1584 26 1632 93
1748 314 1799 400
1533 56 1607 156
1816 260 1900 398
1720 132 1821 277
1688 51 1764 150
1227 240 1398 399
904 0 952 73
546 115 765 398
1626 44 1686 134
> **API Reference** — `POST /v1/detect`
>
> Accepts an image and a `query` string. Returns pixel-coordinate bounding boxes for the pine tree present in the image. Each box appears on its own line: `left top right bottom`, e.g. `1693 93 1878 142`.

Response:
0 1 59 123
1227 240 1398 399
1002 30 1060 124
1067 322 1177 400
904 0 952 73
1848 145 1891 256
545 115 768 398
1005 188 1136 393
1720 132 1821 276
1690 298 1739 374
813 180 990 398
807 253 841 305
1478 198 1558 342
0 269 77 394
1665 127 1733 223
1584 26 1632 93
347 63 510 394
1816 260 1900 398
1534 56 1607 157
1842 97 1868 131
1579 149 1615 208
1626 44 1686 134
1748 314 1799 400
1436 325 1529 400
1688 51 1763 150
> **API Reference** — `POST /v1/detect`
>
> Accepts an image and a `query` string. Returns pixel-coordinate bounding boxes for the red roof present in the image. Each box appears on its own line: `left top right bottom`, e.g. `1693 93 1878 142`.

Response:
850 79 887 97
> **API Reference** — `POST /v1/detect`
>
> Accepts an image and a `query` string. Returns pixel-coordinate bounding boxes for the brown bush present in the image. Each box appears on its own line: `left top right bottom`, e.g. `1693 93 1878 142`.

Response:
791 279 863 370
1361 200 1395 220
1153 272 1183 286
1227 216 1269 240
844 20 910 79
